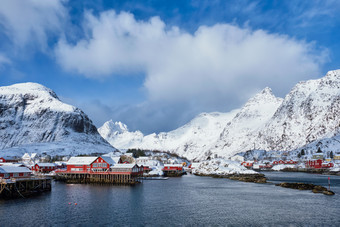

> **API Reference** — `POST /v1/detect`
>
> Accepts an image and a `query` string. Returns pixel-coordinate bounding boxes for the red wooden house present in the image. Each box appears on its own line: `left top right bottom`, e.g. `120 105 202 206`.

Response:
322 162 334 168
162 164 184 176
241 162 254 168
110 164 143 175
66 156 114 173
0 166 32 179
33 163 57 173
306 159 323 169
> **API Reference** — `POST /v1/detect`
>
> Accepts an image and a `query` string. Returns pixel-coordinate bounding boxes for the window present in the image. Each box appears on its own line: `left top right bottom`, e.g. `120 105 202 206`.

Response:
93 163 97 167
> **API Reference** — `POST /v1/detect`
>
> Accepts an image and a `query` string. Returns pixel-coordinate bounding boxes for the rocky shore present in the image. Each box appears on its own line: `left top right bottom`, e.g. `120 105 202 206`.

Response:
194 173 267 183
276 182 335 195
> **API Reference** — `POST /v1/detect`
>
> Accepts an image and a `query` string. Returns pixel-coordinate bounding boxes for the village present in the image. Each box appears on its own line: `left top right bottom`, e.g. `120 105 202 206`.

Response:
1 149 340 199
240 151 340 172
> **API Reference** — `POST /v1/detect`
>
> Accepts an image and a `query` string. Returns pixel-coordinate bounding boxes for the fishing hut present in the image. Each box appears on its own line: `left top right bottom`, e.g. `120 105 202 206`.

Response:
55 156 143 185
0 166 51 199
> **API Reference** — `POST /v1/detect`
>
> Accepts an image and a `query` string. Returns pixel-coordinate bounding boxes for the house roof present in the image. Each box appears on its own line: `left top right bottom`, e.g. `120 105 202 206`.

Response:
67 157 98 165
111 157 121 164
0 163 26 167
100 156 115 166
164 164 183 167
111 164 137 169
36 163 56 167
0 166 32 174
22 153 31 159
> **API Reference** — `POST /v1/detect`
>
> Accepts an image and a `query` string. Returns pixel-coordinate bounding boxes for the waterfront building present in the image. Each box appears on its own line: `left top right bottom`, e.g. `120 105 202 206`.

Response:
66 156 111 173
162 164 184 176
33 163 57 173
0 166 32 179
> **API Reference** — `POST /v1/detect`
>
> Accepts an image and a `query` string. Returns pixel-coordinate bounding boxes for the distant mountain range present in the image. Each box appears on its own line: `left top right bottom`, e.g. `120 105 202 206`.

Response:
99 70 340 161
0 82 116 157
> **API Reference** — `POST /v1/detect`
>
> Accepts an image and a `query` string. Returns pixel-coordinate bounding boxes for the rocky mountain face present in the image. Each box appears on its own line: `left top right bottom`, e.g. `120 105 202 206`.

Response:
257 70 340 151
209 87 283 159
99 70 340 161
0 83 116 156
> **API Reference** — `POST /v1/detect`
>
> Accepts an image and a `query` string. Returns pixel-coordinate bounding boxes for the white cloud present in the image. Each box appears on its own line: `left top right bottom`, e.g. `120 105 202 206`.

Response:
54 10 327 133
55 10 326 99
0 0 67 50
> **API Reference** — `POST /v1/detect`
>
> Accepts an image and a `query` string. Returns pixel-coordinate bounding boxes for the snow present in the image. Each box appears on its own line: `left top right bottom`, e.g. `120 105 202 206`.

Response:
35 163 56 167
272 164 296 171
0 166 32 173
145 168 163 176
67 157 97 165
192 159 257 175
98 70 340 161
100 156 116 166
111 163 137 169
0 82 117 157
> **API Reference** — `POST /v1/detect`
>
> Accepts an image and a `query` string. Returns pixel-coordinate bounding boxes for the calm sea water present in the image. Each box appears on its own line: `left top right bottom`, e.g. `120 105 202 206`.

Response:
0 172 339 226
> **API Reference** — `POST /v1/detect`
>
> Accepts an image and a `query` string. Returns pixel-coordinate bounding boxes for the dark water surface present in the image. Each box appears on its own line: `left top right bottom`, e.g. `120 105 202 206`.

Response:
0 172 340 226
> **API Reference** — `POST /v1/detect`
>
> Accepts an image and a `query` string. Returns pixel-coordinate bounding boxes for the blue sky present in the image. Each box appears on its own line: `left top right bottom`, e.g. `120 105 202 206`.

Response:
0 0 339 134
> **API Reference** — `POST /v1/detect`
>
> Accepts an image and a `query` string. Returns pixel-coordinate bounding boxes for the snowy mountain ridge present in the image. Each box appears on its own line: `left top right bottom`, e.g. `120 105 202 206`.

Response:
0 82 117 157
99 70 340 161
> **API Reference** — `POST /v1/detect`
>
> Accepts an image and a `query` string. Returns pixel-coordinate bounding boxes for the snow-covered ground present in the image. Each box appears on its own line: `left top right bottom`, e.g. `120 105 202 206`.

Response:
272 164 296 171
192 159 257 175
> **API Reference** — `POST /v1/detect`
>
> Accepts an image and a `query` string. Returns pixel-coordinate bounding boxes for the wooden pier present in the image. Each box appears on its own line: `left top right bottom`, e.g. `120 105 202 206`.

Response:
55 172 142 185
0 177 52 199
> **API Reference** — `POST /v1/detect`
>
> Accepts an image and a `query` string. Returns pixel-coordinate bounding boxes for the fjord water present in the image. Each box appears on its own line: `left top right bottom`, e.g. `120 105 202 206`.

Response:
1 173 339 226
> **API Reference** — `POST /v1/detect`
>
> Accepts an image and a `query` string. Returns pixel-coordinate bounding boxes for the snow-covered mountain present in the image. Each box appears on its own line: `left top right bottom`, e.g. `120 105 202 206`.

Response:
99 110 239 159
208 87 283 159
257 70 340 151
99 70 340 161
0 82 116 157
98 120 144 150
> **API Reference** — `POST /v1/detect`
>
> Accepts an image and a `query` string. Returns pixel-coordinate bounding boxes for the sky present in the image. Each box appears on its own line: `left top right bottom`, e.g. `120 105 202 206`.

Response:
0 0 339 134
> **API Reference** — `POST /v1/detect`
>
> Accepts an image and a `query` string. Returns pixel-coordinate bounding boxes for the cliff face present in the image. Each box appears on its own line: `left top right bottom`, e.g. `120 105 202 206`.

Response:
0 82 116 156
257 70 340 151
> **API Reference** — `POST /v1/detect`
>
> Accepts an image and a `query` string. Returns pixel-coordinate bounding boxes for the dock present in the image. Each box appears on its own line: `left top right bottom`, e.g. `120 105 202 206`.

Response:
0 177 52 199
55 171 142 185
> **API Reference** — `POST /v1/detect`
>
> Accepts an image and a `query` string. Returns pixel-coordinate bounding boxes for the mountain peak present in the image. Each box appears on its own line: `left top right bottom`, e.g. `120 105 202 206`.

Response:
102 120 129 133
0 82 58 99
260 87 273 95
245 87 281 108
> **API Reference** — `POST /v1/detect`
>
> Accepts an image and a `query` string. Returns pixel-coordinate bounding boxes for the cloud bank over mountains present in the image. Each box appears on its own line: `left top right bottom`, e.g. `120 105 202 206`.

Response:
0 0 332 133
55 10 326 104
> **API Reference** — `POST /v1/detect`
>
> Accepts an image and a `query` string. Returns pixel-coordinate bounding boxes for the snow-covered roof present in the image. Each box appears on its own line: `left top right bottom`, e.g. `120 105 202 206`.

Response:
100 156 115 166
36 163 56 167
164 164 183 167
22 153 31 159
0 163 26 167
111 157 121 163
67 157 98 165
137 156 150 160
31 153 39 159
0 166 32 173
111 164 137 169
